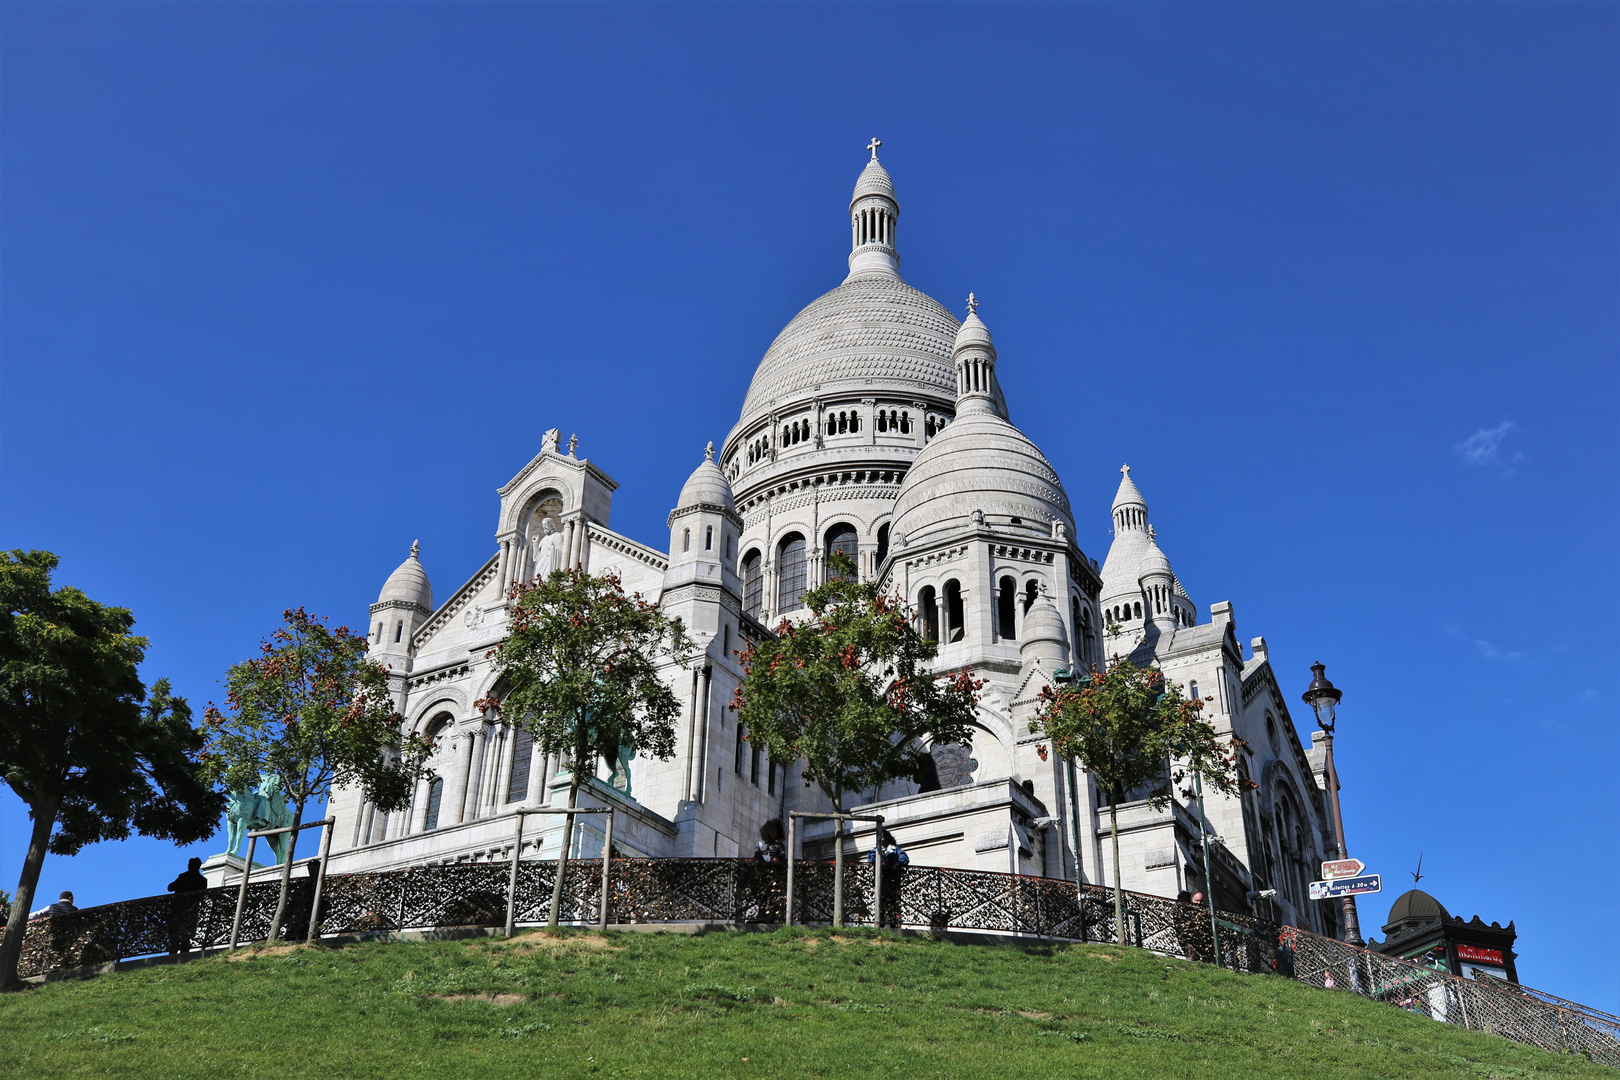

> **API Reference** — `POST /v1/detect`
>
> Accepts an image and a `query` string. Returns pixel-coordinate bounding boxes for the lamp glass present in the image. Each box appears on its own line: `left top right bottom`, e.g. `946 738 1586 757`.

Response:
1312 698 1337 728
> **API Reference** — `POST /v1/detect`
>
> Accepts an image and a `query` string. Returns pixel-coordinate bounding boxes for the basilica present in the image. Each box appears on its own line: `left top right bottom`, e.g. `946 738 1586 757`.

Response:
324 146 1346 937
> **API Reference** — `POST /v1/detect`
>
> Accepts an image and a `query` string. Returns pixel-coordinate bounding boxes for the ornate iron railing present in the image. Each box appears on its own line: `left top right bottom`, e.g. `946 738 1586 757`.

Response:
15 858 1617 1067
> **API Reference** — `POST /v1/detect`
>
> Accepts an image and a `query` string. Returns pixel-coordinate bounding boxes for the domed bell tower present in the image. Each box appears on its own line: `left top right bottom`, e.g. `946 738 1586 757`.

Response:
847 137 901 280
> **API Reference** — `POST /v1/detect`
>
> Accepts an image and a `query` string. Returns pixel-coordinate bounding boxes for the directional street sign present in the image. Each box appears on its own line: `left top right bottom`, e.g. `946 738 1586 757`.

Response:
1321 858 1366 880
1309 873 1381 900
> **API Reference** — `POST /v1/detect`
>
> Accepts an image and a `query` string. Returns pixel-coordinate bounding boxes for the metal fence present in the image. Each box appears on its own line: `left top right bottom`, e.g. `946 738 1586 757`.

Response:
16 858 1618 1067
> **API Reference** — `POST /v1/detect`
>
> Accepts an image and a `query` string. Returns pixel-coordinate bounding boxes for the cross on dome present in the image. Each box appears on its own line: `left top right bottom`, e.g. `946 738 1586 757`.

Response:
1121 463 1131 477
966 292 979 317
867 136 882 159
410 539 420 559
704 440 715 462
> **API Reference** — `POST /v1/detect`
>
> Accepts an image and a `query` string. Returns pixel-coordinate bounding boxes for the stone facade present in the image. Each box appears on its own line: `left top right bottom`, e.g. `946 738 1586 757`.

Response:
323 147 1345 934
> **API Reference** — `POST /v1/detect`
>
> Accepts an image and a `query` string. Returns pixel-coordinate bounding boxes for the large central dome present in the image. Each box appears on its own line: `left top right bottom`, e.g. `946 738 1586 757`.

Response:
736 275 959 425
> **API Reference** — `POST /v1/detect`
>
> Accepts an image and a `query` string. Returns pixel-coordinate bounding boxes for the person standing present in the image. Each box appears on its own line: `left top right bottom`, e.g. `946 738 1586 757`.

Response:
166 858 208 955
865 830 909 928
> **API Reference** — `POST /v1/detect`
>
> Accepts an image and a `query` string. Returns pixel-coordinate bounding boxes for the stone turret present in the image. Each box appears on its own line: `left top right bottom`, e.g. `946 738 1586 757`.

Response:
371 540 432 671
847 137 900 280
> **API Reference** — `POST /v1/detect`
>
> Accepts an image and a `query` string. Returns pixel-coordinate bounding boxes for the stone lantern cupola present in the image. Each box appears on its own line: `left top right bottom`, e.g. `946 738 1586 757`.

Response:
664 442 742 599
1019 584 1070 670
371 540 433 669
847 137 901 280
1138 530 1180 636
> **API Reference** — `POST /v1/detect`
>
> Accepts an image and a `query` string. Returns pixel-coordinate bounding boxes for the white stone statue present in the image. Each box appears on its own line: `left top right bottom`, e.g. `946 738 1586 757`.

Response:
532 517 567 578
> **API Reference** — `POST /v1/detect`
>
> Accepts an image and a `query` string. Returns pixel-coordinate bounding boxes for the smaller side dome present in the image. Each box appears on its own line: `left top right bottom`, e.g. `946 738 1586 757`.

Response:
378 540 432 611
1138 535 1173 580
1017 586 1069 654
676 442 734 512
954 309 995 354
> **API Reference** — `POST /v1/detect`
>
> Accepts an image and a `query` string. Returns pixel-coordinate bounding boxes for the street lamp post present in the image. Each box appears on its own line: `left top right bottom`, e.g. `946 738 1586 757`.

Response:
1301 662 1362 947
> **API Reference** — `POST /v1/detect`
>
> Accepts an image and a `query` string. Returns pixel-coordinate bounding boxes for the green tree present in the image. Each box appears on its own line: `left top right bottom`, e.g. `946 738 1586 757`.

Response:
731 552 981 859
0 550 224 990
202 608 427 942
483 568 693 927
1029 658 1246 944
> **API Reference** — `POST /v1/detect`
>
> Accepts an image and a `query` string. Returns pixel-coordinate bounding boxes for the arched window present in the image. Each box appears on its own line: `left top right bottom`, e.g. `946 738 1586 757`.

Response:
506 727 534 804
875 523 890 566
1023 580 1039 614
424 776 445 831
394 621 403 643
944 580 965 643
705 526 713 551
683 528 690 552
742 550 763 618
877 412 887 433
826 416 837 436
918 586 939 641
1189 680 1200 703
1133 601 1142 620
725 532 734 559
825 523 858 580
777 534 808 612
850 412 860 433
1266 713 1280 753
374 622 383 643
998 576 1018 640
900 412 911 434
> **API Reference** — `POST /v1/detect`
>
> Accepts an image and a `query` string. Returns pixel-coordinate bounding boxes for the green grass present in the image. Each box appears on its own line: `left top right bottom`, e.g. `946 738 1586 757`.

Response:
0 927 1609 1079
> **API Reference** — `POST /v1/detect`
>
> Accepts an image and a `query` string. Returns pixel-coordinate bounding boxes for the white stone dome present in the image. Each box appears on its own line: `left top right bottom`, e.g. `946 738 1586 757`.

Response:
850 157 896 204
676 444 734 511
378 542 432 610
735 275 959 428
954 310 994 353
1139 537 1172 579
1020 588 1069 656
891 409 1072 544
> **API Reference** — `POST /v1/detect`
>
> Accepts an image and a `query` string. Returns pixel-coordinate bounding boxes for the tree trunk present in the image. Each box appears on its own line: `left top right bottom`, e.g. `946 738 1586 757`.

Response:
265 802 305 943
1110 801 1126 946
0 791 60 991
547 769 581 928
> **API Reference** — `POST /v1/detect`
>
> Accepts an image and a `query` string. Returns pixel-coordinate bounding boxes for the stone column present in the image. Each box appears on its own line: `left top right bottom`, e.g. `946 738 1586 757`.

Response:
462 724 488 822
496 539 510 590
682 668 700 802
444 729 475 826
565 519 578 570
490 727 513 812
693 666 713 802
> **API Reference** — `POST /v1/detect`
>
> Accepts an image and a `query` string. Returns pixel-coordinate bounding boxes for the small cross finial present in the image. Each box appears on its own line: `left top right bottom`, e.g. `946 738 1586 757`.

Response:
1121 463 1131 476
568 433 578 456
866 136 882 160
704 441 715 462
410 539 420 559
965 292 978 317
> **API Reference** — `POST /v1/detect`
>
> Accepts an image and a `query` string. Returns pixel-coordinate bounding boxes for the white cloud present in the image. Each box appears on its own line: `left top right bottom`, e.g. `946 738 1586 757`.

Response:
1440 621 1528 663
1455 421 1525 476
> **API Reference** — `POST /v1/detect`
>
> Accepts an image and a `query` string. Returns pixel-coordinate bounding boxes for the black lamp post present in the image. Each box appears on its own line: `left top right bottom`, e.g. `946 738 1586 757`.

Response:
1302 662 1362 946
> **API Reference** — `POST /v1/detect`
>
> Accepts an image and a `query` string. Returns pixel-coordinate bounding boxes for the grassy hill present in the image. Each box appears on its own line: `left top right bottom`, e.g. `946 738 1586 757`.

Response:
0 927 1609 1080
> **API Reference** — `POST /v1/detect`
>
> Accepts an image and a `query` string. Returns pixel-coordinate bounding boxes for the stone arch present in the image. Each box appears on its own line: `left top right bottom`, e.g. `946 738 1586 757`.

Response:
499 479 570 536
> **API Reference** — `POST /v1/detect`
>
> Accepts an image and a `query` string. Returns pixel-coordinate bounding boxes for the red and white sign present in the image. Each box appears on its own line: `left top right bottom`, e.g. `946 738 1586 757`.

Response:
1321 858 1365 880
1456 944 1504 965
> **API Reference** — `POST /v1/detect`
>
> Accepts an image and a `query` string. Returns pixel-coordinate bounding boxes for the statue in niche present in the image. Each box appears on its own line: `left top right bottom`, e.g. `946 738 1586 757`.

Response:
608 743 634 798
532 517 566 579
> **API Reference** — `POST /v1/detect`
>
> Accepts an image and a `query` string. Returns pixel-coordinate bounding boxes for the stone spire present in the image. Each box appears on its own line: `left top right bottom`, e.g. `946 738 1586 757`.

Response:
847 139 900 280
951 294 1005 419
1111 464 1148 534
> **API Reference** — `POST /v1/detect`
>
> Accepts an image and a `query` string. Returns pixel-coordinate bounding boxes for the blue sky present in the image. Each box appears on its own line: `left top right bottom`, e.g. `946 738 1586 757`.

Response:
2 3 1615 1007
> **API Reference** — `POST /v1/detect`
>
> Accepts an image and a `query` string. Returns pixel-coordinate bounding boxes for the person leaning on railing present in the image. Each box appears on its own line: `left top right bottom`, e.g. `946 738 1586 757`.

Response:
865 831 909 928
